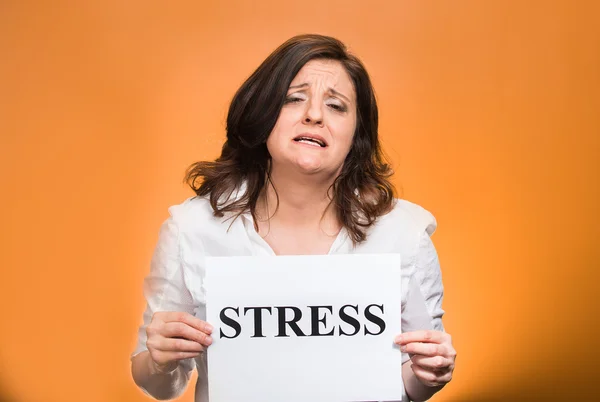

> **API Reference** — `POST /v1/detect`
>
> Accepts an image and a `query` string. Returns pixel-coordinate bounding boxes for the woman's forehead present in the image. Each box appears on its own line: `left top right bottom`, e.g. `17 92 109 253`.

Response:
289 60 354 97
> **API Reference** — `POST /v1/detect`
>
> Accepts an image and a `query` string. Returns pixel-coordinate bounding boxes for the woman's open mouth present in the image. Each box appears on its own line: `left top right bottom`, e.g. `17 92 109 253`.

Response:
293 135 327 148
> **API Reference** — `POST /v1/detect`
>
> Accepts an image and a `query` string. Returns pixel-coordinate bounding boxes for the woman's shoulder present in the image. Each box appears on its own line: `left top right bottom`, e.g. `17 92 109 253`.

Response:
165 195 224 232
374 199 437 236
357 198 437 255
384 198 437 236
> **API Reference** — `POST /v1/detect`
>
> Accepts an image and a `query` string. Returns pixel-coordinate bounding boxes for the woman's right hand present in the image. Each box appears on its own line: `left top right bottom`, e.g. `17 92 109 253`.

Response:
146 311 213 373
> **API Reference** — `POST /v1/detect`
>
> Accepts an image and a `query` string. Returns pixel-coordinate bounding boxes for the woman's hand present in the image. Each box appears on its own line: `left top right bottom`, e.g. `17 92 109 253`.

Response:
395 330 456 387
146 311 213 373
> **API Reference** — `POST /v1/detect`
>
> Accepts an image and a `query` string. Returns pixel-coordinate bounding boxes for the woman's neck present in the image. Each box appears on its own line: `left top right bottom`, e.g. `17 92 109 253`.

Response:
256 169 339 232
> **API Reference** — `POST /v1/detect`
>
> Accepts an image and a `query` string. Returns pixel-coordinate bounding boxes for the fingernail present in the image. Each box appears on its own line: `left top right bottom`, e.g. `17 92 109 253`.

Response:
205 323 213 332
400 345 407 352
395 335 403 343
206 336 213 345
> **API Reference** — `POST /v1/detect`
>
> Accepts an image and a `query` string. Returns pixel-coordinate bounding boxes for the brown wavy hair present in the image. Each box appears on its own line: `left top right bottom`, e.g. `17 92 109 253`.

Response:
185 34 395 245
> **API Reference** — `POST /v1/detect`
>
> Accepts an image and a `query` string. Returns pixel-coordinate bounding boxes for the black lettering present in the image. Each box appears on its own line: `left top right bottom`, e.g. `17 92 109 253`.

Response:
275 306 306 337
339 304 361 336
308 305 335 336
219 307 241 339
364 304 386 336
243 306 272 338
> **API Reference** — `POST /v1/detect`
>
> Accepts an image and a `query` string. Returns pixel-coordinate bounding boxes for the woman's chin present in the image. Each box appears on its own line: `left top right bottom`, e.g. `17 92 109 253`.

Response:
293 157 324 174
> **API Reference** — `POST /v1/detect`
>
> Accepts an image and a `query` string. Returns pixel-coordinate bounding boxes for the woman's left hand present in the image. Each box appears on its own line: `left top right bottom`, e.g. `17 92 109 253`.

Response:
395 330 456 387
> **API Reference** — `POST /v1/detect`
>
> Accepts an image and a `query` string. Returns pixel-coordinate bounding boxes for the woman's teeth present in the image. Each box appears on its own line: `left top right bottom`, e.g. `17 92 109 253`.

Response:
294 137 325 147
297 139 322 147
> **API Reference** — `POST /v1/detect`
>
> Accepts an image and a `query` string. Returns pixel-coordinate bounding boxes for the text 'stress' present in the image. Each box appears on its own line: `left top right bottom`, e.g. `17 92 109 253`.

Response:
205 254 403 402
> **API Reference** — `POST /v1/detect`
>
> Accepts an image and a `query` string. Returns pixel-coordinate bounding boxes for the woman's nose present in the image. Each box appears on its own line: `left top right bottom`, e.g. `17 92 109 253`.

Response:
303 99 324 126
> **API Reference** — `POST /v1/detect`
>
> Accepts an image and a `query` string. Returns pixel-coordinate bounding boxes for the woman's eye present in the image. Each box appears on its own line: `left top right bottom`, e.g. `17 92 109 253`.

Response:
284 96 303 104
327 103 347 112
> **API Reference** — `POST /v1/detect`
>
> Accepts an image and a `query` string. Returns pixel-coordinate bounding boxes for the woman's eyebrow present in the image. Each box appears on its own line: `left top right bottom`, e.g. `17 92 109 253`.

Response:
288 83 309 90
288 83 351 103
329 88 350 103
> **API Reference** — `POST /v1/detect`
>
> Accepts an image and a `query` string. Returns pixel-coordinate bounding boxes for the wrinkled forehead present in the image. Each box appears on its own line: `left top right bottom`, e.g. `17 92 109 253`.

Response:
289 59 356 101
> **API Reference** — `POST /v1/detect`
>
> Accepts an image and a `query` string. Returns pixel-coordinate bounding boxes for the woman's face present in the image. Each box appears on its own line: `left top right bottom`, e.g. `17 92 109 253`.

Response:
267 59 357 179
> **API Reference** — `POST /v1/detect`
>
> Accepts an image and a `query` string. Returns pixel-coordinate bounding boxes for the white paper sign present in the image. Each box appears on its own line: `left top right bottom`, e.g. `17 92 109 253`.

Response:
205 254 403 402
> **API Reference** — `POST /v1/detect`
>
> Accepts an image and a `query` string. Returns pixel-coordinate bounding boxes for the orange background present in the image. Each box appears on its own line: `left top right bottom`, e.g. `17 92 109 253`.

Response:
1 1 599 401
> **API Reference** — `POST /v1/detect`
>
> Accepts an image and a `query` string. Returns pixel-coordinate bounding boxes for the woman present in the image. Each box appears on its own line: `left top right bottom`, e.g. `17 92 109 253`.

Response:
131 34 456 401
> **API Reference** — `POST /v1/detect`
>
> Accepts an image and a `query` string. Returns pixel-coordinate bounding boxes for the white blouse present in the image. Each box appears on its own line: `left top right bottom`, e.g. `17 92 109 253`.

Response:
131 195 445 402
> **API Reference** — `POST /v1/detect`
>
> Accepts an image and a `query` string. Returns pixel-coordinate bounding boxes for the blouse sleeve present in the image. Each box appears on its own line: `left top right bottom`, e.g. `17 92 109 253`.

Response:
411 227 445 332
130 209 197 372
400 208 446 364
